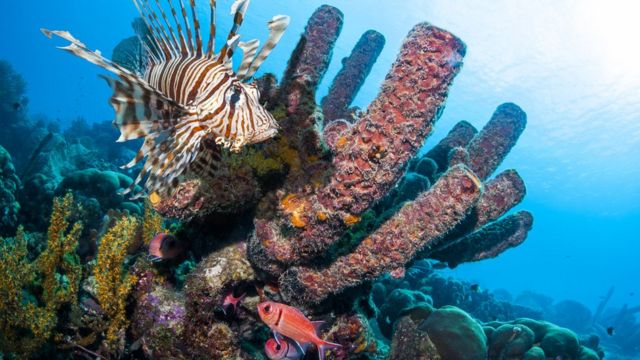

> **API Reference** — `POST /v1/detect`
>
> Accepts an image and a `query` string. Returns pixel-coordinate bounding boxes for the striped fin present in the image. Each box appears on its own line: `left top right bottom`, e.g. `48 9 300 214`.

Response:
218 0 250 62
242 15 290 80
152 0 182 56
188 0 203 56
236 39 260 79
133 0 176 59
188 138 222 180
206 0 217 57
41 29 187 138
123 118 210 198
101 75 185 141
222 34 241 68
176 0 195 53
167 0 191 56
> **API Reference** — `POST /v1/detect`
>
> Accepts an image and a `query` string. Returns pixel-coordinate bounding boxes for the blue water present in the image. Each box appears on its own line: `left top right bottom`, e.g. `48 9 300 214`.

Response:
2 0 639 312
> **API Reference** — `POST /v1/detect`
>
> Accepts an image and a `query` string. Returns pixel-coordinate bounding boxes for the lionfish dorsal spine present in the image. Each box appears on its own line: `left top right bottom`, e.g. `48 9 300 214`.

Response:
236 39 260 79
241 14 290 81
206 0 217 57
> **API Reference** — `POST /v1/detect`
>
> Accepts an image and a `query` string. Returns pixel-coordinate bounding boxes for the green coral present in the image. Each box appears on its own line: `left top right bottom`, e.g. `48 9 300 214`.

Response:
0 193 82 357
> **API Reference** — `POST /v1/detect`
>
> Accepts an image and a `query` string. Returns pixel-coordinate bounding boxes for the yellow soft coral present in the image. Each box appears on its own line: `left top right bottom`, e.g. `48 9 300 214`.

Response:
38 193 82 309
94 216 139 348
142 200 164 246
0 193 82 357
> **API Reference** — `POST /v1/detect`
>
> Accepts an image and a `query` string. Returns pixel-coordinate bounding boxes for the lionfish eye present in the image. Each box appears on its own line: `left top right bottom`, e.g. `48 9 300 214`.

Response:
230 85 242 106
264 304 271 313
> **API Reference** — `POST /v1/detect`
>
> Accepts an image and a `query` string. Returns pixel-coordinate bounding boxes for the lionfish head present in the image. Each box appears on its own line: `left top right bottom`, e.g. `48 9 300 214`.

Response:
228 80 279 145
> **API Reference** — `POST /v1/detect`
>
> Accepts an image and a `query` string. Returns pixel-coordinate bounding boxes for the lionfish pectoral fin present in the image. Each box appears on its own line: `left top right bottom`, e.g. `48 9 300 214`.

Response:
42 28 187 144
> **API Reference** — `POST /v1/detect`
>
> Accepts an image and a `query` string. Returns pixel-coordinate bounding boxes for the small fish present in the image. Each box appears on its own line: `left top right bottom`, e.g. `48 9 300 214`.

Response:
148 233 183 261
607 326 615 336
257 301 341 360
265 337 308 360
43 0 290 199
470 283 480 292
221 290 246 316
629 292 635 297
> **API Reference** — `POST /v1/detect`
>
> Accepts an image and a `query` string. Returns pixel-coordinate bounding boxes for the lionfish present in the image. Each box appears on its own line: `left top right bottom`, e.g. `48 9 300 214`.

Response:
42 0 289 199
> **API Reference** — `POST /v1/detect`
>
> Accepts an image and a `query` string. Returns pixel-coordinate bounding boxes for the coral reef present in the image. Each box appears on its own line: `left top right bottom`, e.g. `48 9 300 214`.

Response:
115 5 538 358
321 30 386 123
389 305 602 360
0 145 20 236
0 3 563 359
370 261 543 338
94 216 139 350
0 194 82 357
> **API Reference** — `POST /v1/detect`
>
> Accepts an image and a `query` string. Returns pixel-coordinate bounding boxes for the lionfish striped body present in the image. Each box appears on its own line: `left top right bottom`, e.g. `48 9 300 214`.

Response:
42 0 289 198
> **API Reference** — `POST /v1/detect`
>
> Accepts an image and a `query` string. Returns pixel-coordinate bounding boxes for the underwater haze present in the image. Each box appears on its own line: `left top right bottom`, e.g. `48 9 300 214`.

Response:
1 0 639 358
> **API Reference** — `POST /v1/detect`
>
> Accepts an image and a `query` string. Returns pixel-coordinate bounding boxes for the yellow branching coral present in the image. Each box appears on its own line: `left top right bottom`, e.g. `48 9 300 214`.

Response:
142 200 165 246
94 216 139 348
0 193 82 357
37 193 83 311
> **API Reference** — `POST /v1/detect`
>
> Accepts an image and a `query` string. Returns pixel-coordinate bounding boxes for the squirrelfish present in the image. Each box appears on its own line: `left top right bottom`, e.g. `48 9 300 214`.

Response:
264 337 308 360
42 0 290 199
257 301 341 360
148 233 183 261
221 290 245 316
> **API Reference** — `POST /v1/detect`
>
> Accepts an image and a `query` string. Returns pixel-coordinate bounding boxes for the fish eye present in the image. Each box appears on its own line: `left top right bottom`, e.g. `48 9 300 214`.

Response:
229 85 242 106
264 304 271 313
275 344 281 351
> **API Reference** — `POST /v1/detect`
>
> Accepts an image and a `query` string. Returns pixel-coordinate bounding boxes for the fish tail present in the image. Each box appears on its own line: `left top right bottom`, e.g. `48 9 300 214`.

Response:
316 339 341 360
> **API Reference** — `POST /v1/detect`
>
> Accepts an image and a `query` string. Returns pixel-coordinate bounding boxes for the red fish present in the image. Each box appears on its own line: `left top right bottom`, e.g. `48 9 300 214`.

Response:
265 337 308 360
257 301 341 360
221 290 246 316
148 233 183 261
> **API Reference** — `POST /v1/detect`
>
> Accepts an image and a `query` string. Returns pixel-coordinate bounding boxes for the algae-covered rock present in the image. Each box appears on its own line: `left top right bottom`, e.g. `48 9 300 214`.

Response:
523 346 545 360
377 288 433 338
390 314 440 360
182 243 255 359
539 326 581 359
422 305 488 360
488 323 535 358
57 168 142 215
579 346 600 360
